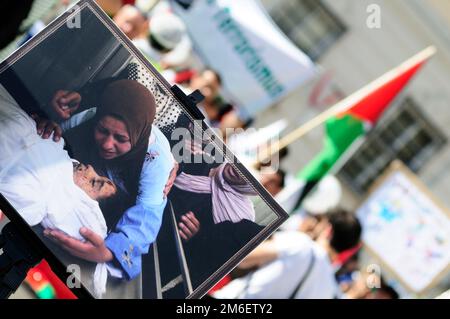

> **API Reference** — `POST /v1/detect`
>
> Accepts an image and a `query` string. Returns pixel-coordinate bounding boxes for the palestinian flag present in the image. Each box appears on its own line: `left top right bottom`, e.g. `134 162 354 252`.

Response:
26 260 77 299
296 47 436 201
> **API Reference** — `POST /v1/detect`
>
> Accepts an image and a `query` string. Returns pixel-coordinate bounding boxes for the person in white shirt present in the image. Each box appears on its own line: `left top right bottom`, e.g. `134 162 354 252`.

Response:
212 209 362 299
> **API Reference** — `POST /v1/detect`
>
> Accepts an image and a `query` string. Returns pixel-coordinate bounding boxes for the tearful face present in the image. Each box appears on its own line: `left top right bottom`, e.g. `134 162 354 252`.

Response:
94 116 132 160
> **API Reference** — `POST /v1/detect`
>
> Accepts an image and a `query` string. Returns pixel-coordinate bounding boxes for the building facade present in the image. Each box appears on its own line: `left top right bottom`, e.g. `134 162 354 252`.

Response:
257 0 450 210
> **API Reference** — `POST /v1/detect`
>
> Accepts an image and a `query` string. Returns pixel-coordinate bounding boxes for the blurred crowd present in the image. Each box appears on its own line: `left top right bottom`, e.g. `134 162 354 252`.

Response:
210 175 399 299
98 0 251 137
1 0 249 137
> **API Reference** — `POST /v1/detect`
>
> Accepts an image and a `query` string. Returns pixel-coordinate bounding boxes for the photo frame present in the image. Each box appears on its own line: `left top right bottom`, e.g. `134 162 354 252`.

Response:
0 0 288 299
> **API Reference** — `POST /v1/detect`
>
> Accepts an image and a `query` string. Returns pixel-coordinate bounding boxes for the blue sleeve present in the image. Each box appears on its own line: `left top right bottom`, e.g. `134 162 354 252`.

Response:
105 200 166 280
105 143 173 280
136 148 173 207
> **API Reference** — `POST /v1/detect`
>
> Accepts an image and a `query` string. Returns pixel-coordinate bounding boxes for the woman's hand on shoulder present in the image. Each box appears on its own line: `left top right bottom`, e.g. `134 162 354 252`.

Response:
31 114 63 142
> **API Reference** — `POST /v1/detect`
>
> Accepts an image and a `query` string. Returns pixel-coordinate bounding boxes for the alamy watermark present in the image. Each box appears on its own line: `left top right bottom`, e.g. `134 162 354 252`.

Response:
366 263 382 289
66 4 82 29
66 264 81 289
366 4 382 29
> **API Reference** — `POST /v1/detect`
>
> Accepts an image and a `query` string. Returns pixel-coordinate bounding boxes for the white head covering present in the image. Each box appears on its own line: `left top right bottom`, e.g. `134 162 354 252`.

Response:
150 12 186 50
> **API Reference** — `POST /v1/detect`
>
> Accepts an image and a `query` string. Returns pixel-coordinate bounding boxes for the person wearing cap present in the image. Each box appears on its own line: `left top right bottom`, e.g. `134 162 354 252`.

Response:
113 5 187 70
138 11 188 70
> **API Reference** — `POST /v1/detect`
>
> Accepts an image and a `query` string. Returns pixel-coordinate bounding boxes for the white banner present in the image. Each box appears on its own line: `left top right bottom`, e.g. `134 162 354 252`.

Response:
172 0 316 119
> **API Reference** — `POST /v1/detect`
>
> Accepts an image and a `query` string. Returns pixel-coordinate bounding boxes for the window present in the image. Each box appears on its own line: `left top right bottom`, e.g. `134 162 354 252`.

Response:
338 97 446 194
268 0 346 61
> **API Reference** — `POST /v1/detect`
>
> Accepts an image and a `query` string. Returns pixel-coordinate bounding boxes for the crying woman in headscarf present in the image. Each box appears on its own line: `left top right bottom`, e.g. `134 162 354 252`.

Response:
37 79 177 288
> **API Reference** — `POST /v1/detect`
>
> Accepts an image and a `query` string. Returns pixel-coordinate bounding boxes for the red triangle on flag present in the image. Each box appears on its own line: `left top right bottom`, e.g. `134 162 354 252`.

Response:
341 46 436 125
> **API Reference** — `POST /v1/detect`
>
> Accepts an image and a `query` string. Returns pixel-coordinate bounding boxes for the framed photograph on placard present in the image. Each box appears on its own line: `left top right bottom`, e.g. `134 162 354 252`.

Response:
0 0 288 298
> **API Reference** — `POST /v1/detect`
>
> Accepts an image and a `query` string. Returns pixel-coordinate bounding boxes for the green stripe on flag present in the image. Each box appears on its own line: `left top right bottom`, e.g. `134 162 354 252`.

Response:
297 114 365 181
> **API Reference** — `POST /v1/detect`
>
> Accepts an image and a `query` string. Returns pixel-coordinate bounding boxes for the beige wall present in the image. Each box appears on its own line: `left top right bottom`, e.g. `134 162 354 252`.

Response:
427 0 450 25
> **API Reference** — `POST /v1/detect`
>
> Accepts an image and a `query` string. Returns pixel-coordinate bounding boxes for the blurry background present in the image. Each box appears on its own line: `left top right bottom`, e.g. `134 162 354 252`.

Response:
1 0 450 299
